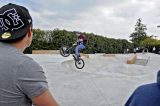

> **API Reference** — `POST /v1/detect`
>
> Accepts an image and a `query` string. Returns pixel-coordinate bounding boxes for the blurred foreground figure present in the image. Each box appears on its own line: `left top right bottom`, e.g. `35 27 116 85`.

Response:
0 3 59 106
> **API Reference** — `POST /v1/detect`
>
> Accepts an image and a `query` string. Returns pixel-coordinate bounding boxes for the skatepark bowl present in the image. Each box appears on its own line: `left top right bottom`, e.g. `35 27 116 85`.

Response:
28 53 160 106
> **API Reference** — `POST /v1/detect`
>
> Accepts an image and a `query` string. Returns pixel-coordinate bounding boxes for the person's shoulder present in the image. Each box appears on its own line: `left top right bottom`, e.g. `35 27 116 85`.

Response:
14 53 41 69
14 52 34 62
17 54 43 76
135 83 160 94
137 83 158 89
125 83 160 106
21 55 40 67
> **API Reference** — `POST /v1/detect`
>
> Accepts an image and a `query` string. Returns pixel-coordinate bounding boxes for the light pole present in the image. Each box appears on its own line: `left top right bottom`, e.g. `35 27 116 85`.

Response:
150 35 158 39
154 35 158 39
157 25 160 39
157 25 160 54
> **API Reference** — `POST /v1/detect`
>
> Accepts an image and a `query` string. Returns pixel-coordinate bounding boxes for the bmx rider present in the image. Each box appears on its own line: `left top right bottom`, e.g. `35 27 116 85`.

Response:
73 32 88 60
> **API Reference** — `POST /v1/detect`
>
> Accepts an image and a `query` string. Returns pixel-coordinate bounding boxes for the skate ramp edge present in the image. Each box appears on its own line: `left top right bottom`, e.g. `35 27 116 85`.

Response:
61 54 155 76
80 53 89 58
102 54 115 57
126 54 137 64
32 50 59 54
61 55 89 71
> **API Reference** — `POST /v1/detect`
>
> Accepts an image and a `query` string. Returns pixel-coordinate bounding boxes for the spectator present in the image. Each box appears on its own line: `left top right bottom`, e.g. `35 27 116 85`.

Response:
125 70 160 106
0 3 59 106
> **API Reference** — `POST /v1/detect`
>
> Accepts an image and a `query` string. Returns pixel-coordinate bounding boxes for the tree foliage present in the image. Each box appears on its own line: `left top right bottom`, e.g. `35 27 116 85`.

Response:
140 37 160 47
24 29 133 54
130 18 148 46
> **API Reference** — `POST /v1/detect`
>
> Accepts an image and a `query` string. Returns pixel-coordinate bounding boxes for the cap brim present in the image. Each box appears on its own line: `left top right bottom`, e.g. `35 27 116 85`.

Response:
0 27 28 41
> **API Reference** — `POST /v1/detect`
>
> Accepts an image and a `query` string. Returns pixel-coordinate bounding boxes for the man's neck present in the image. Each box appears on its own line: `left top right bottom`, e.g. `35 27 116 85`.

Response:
12 42 26 53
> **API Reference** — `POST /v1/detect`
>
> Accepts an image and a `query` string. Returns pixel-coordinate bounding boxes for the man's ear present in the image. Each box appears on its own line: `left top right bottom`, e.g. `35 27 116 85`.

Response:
27 26 33 37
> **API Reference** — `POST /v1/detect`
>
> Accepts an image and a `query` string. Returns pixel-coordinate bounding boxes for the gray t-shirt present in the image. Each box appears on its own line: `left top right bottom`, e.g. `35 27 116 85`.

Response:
0 42 48 106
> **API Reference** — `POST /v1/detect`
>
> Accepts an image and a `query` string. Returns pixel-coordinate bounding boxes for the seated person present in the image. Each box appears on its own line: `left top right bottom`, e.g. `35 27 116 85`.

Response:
125 71 160 106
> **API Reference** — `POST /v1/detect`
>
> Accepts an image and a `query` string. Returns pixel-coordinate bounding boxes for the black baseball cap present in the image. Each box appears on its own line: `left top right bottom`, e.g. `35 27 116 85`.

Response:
0 3 32 41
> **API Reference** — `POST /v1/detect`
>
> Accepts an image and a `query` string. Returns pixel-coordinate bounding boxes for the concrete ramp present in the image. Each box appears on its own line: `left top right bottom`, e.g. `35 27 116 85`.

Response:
61 54 154 76
135 58 150 66
28 53 160 106
62 56 118 72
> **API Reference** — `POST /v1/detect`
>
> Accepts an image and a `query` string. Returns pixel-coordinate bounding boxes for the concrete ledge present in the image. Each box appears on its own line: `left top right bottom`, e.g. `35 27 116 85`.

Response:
80 53 89 58
32 50 59 54
127 54 137 64
103 54 116 57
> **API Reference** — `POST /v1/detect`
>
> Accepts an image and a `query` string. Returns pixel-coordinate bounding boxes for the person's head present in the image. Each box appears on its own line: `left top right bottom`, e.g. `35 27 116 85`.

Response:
0 3 33 50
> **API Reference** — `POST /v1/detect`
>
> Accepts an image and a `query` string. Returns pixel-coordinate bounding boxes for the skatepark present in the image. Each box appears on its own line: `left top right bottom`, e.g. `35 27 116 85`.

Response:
28 53 160 106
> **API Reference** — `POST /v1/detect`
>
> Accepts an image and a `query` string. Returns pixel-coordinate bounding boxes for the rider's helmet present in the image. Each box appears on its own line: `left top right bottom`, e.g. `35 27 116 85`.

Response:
75 31 81 37
76 33 80 36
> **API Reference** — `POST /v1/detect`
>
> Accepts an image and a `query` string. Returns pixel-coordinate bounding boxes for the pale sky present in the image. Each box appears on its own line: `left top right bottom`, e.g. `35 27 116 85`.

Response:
1 0 160 40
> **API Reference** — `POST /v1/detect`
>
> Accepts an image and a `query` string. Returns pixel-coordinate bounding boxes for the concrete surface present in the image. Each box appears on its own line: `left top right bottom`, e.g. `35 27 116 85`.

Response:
27 53 160 106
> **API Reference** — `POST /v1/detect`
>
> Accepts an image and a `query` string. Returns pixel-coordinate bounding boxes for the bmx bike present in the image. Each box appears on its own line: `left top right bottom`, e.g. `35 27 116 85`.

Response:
60 45 85 69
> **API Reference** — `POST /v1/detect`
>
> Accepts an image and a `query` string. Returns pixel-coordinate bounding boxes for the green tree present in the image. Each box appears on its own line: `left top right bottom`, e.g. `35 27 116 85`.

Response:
140 37 160 47
130 18 148 47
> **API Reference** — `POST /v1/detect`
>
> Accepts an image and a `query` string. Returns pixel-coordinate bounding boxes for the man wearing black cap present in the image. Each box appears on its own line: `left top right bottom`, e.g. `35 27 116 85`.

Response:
0 3 59 106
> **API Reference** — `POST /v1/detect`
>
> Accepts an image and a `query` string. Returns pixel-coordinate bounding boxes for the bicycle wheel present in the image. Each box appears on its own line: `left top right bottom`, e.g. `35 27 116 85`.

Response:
59 46 71 57
75 58 85 69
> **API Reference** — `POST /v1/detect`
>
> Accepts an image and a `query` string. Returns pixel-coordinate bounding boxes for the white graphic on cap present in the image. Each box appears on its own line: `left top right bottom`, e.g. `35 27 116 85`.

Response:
28 19 31 23
0 8 24 32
